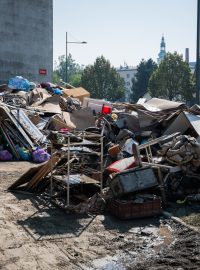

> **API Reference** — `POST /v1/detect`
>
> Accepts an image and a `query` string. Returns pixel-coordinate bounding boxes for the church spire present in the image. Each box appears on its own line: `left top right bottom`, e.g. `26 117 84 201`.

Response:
160 35 165 50
157 35 166 64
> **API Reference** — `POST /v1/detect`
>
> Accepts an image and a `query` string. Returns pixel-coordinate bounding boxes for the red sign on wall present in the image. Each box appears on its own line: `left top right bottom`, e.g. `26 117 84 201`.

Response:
39 69 47 75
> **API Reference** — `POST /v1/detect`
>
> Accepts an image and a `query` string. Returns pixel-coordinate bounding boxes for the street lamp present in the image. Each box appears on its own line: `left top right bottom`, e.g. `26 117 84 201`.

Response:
66 32 87 85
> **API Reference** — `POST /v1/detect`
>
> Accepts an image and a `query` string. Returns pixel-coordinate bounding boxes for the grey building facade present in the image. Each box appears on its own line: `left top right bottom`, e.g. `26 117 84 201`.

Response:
0 0 53 84
116 65 137 102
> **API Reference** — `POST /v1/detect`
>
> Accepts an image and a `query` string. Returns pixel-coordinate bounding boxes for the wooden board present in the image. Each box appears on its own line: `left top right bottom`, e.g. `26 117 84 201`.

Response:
8 165 43 190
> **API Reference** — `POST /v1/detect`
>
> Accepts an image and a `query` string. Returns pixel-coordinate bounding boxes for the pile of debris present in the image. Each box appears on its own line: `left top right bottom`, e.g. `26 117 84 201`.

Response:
0 76 92 162
1 75 200 219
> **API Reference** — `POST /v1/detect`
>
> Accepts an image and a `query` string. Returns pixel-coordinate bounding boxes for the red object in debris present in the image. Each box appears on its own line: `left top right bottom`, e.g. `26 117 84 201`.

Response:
59 128 69 134
107 156 136 173
101 104 112 114
39 69 47 75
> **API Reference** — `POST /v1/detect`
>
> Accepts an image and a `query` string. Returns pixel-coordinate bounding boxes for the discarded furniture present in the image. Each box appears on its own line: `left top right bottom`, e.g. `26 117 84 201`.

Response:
109 166 158 197
109 195 162 219
49 131 104 206
138 132 180 163
164 111 200 141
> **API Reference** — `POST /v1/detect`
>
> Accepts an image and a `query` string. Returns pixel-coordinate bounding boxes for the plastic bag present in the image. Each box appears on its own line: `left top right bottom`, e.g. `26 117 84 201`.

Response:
8 76 30 91
17 147 31 161
0 150 13 161
53 88 62 95
32 148 50 163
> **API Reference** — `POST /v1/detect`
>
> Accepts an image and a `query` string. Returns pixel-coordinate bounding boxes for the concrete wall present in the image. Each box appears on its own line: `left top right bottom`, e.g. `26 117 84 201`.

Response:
0 0 53 84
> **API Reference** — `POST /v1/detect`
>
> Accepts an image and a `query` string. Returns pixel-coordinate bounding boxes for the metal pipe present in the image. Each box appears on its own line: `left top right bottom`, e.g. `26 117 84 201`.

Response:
67 135 70 206
100 135 104 194
50 142 53 197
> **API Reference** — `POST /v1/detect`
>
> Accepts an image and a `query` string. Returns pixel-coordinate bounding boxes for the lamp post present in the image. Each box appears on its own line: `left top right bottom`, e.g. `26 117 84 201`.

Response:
66 32 87 85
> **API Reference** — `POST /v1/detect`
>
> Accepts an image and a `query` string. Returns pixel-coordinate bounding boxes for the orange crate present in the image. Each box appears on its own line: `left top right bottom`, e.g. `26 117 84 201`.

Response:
109 197 162 220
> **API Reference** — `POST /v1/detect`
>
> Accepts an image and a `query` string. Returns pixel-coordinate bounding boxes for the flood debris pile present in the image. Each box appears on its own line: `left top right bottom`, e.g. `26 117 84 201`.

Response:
1 75 200 219
0 76 91 163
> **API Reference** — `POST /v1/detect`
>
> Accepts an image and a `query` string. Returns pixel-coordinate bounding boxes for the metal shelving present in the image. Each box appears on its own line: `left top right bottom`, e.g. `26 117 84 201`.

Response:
49 131 104 206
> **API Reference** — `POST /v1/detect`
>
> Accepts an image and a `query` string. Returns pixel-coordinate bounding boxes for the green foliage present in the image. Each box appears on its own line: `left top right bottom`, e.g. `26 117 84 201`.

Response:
131 59 157 103
81 56 125 101
52 70 61 84
148 52 194 101
70 73 82 87
53 54 83 86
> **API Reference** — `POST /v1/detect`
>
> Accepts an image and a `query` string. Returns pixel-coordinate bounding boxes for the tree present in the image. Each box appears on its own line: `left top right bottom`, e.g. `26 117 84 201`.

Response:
81 56 125 101
70 73 82 88
131 59 157 103
53 54 83 86
52 70 61 84
148 52 194 101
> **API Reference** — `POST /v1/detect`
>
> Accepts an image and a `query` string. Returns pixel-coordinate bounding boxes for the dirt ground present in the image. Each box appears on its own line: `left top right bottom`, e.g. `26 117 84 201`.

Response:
0 162 199 270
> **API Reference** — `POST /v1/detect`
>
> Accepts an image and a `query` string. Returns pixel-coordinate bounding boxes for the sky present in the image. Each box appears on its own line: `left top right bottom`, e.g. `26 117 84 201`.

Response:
53 0 197 68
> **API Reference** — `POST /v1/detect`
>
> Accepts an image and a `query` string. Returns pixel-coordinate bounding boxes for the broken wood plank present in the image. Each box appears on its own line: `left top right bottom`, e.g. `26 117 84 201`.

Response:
26 154 61 190
8 165 41 190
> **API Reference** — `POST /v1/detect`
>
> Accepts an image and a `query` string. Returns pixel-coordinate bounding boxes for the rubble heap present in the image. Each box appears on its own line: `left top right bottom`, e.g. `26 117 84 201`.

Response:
0 75 199 219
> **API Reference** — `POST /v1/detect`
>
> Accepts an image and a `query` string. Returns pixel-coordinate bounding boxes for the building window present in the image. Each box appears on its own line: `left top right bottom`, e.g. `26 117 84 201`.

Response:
126 74 130 78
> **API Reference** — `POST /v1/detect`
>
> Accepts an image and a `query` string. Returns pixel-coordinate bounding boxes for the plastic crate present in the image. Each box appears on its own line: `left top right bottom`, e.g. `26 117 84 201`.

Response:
109 197 162 220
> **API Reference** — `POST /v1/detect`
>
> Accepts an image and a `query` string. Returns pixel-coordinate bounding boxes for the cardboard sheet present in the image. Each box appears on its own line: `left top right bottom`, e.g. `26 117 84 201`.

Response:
31 95 62 114
69 108 95 130
29 88 51 105
62 112 76 129
47 113 76 130
62 87 90 103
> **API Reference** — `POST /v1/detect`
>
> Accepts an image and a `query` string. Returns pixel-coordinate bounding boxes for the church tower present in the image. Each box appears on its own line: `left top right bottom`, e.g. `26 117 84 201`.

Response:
157 36 166 64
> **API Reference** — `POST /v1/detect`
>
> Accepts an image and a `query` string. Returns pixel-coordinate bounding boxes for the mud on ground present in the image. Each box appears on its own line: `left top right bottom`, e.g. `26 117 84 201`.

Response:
0 162 199 270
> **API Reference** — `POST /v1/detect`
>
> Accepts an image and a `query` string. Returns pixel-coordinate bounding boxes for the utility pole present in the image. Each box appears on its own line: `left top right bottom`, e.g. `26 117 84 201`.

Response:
66 32 68 84
196 0 200 104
